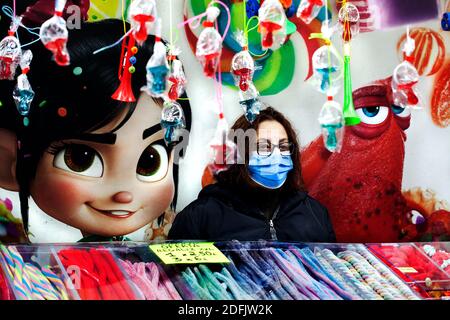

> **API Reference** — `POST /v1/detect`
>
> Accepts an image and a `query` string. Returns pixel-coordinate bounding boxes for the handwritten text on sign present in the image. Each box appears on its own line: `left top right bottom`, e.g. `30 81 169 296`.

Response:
149 242 230 264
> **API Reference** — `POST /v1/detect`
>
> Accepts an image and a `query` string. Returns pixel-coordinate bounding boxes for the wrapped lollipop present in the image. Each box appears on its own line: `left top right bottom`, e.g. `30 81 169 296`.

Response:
239 82 262 123
318 100 345 153
309 37 343 96
297 0 324 24
338 2 360 42
207 116 237 175
13 50 34 126
339 3 361 126
0 22 21 80
231 32 255 92
195 6 222 78
392 34 421 109
167 49 187 101
142 20 169 97
258 0 287 50
39 0 70 66
129 0 157 44
161 100 186 145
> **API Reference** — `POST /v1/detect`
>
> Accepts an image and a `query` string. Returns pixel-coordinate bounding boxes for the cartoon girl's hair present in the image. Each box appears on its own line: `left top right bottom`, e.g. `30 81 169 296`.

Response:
0 19 192 232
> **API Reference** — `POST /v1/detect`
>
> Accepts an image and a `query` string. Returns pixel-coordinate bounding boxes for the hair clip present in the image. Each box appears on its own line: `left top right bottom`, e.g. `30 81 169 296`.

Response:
112 33 137 102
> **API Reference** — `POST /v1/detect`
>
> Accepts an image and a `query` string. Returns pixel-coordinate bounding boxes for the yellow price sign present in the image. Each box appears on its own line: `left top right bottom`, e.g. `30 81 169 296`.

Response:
149 242 230 265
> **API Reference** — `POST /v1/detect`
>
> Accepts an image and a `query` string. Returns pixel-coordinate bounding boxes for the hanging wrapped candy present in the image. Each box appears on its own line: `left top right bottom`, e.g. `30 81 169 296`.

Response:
167 51 187 101
318 100 345 153
338 2 360 42
392 32 421 109
297 0 324 24
231 31 255 92
195 5 222 78
339 3 361 126
0 22 21 80
161 100 186 145
142 19 169 97
128 0 157 45
39 0 70 66
13 50 34 127
207 115 237 175
239 82 262 123
258 0 287 51
309 38 343 96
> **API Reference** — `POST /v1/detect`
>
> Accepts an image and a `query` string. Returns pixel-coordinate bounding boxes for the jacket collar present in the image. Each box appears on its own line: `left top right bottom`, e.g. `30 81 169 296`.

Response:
199 183 308 218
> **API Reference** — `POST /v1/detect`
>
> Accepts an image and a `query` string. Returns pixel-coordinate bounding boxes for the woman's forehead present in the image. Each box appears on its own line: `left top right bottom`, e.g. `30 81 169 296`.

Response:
257 120 288 140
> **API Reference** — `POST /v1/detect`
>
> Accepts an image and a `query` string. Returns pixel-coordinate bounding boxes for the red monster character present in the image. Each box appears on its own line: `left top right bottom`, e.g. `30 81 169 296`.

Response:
302 77 413 242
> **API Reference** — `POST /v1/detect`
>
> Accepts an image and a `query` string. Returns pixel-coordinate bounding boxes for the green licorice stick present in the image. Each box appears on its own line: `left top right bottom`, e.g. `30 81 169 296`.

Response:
342 43 361 126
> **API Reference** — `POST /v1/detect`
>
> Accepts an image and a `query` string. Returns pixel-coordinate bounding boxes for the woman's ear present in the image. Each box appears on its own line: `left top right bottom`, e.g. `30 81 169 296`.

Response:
0 129 19 191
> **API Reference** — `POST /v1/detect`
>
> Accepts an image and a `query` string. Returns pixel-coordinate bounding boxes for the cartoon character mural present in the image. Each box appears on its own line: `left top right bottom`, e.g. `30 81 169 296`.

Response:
302 78 412 242
0 1 191 242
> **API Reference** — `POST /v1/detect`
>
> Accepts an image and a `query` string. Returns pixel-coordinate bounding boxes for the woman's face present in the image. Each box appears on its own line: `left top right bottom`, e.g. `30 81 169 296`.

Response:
30 94 174 237
256 120 290 155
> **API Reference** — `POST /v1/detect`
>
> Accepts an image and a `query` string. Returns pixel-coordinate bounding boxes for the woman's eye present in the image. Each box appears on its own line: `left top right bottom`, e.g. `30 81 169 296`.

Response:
356 106 390 125
137 144 169 182
53 144 103 177
391 104 411 118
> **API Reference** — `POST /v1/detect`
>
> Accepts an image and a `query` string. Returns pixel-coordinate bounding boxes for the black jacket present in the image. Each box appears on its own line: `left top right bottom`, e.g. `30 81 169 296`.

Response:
169 183 336 242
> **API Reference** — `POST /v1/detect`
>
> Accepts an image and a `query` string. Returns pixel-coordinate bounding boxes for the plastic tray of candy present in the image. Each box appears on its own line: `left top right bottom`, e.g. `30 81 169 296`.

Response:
367 243 450 297
0 244 79 300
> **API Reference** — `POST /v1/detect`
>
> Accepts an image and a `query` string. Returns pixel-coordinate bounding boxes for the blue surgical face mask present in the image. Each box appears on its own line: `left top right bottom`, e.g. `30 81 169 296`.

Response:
247 151 294 189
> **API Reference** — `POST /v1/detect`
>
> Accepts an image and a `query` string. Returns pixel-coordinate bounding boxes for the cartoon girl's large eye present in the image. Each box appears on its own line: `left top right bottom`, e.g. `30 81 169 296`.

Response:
355 106 390 125
53 144 103 177
137 144 169 182
391 104 411 118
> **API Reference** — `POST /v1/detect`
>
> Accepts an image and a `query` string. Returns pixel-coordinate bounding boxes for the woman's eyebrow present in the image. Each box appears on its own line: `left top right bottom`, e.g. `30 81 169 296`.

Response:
143 123 162 140
72 133 117 144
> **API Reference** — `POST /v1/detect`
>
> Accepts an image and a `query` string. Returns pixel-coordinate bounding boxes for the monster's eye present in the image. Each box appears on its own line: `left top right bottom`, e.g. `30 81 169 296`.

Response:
356 106 390 125
391 104 411 131
53 144 103 177
391 104 411 118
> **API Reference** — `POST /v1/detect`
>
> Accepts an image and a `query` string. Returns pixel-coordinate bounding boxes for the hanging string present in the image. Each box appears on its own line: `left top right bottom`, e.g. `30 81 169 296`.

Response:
246 16 259 34
12 0 16 19
121 0 127 34
245 15 268 58
93 29 133 55
178 0 231 42
169 0 174 47
242 0 247 43
325 0 333 95
1 5 41 48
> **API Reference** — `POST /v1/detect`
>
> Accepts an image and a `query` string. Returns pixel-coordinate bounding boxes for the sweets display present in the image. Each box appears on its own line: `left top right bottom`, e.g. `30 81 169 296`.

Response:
0 241 449 300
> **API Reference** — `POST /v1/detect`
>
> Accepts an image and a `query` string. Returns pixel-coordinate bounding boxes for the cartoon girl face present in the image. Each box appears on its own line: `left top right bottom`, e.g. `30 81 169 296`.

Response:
29 94 175 237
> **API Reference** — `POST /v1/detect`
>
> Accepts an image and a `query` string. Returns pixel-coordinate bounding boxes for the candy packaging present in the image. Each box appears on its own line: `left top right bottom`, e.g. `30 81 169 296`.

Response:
258 0 287 50
196 6 222 78
129 0 158 44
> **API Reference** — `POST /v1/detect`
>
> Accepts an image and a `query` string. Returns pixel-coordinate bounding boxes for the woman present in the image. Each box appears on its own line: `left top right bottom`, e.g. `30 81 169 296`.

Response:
0 16 191 241
169 107 335 242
